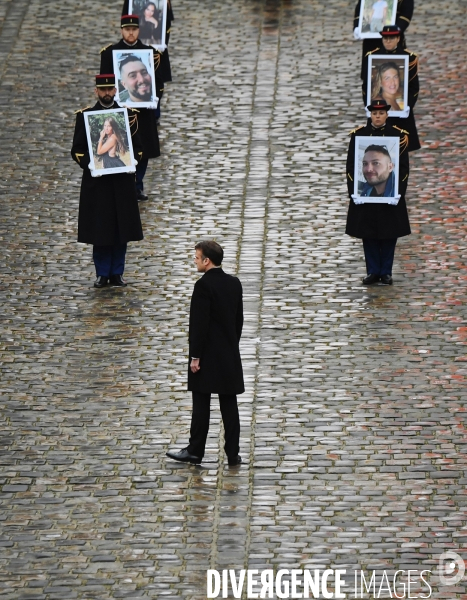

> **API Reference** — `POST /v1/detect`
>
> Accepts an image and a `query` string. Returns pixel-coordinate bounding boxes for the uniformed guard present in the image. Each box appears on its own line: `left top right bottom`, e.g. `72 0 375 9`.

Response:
100 14 161 201
362 25 421 152
345 99 411 285
71 74 143 288
361 25 420 151
121 0 173 95
354 0 414 79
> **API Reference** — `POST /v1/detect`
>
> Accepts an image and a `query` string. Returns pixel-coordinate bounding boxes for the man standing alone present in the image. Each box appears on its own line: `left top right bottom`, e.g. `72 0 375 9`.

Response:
166 241 244 466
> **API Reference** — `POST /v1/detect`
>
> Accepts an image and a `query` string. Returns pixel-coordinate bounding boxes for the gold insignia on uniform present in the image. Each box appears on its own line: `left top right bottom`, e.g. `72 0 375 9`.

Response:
74 106 90 114
400 15 411 23
153 51 161 70
349 125 364 135
75 153 84 163
100 43 112 53
347 173 354 182
393 126 409 153
393 125 409 135
128 113 139 134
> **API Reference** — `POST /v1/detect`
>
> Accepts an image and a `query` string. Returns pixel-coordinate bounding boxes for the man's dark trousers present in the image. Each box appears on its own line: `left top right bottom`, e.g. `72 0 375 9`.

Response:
135 158 149 192
187 392 240 459
363 238 397 275
93 243 127 276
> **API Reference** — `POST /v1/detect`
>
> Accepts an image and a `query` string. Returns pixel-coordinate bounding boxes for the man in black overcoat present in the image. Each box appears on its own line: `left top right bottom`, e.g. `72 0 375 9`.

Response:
346 98 410 285
362 25 420 151
100 14 161 201
71 74 143 288
354 0 414 78
167 241 244 466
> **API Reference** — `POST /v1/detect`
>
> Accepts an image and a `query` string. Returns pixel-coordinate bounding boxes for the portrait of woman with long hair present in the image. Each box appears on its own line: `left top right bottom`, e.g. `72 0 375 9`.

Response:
96 117 129 169
371 61 404 110
139 2 163 46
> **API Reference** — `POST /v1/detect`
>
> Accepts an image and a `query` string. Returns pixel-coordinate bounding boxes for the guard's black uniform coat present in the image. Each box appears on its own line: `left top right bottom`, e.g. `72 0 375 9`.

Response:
100 39 161 159
121 0 172 82
362 45 420 151
71 101 143 245
188 268 244 395
345 120 411 240
354 0 414 78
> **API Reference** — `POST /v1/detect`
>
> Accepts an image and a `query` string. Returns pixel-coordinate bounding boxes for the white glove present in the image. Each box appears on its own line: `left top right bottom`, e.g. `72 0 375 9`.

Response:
400 107 410 118
387 195 400 205
352 195 364 205
353 27 361 40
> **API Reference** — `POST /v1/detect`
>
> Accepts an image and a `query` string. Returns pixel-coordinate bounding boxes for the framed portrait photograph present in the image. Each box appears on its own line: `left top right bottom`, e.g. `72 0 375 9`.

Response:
113 49 159 109
83 108 136 176
353 136 400 203
366 55 409 117
358 0 397 38
129 0 167 50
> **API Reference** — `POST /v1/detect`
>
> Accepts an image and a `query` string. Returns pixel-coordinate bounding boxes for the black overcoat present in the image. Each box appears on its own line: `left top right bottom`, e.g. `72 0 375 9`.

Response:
121 0 172 82
354 0 414 78
71 101 143 245
100 39 161 159
188 268 244 395
345 119 411 240
362 45 420 151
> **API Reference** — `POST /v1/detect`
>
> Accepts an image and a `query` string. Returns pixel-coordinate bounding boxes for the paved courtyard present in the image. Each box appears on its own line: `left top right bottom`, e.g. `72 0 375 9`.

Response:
1 0 467 598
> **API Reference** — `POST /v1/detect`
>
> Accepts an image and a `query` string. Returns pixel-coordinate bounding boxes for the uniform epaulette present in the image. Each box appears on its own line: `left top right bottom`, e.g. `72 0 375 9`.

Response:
129 107 140 113
392 125 409 135
74 106 90 114
365 48 381 57
100 43 112 54
349 125 364 135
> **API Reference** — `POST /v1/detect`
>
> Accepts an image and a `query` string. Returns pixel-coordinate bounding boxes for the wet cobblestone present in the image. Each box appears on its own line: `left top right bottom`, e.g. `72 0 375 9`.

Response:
1 0 467 598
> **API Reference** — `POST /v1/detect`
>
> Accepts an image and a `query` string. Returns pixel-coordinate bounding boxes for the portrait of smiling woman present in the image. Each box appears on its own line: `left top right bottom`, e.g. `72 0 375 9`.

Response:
371 61 405 110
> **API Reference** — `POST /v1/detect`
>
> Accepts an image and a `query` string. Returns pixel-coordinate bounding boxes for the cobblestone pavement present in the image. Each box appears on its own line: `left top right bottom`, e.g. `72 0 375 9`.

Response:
1 0 467 598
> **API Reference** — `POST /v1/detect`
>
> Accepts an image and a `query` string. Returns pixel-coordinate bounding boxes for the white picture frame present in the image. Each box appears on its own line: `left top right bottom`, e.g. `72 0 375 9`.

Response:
83 108 136 177
353 136 400 203
113 49 159 109
366 55 409 117
129 0 167 51
358 0 397 39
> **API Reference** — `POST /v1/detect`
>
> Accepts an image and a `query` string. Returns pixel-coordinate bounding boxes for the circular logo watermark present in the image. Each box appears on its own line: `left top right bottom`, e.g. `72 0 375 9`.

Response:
438 551 465 586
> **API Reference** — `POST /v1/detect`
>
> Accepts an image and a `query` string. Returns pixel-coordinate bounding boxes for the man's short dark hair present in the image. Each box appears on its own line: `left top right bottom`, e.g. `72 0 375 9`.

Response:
364 144 391 159
119 54 144 76
195 241 223 266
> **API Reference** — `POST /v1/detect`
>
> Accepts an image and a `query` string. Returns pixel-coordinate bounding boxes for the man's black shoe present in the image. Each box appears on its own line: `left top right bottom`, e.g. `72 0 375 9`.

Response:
362 273 380 285
94 276 108 288
109 274 127 287
380 274 393 285
136 190 148 201
228 455 242 466
166 448 202 465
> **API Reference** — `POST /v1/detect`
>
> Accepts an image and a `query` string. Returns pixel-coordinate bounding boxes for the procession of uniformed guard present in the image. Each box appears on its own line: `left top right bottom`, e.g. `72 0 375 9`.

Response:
348 0 419 285
69 1 421 465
